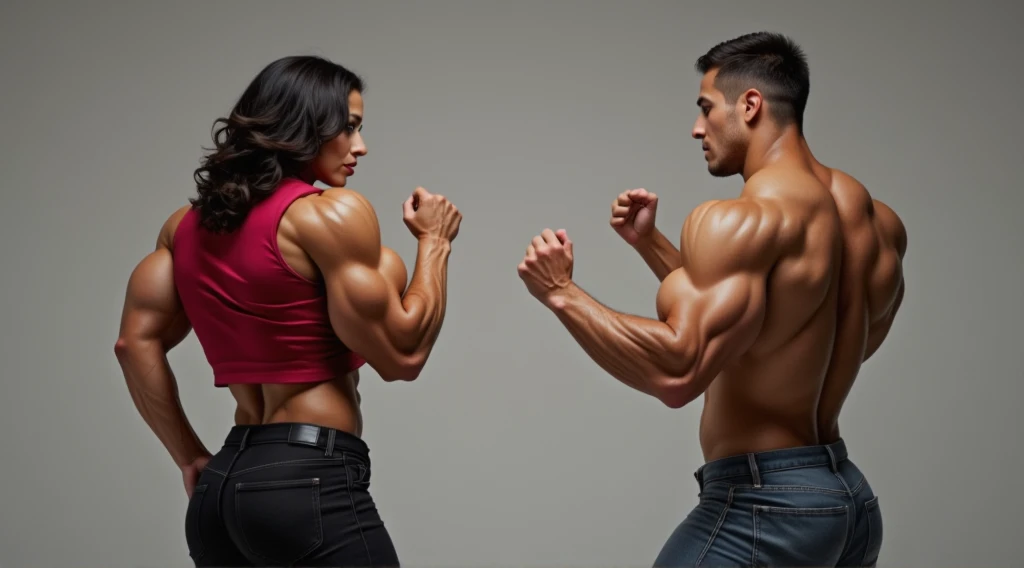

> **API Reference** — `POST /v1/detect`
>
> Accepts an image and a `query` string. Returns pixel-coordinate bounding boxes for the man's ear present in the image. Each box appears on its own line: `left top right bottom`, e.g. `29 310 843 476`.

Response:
740 88 764 124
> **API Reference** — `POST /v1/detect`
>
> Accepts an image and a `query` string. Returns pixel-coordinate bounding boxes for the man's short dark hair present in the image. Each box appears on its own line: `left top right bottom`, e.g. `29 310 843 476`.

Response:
695 32 810 131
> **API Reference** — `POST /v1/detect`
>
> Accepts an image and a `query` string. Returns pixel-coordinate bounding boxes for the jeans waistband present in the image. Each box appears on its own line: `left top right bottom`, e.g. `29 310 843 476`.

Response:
696 439 848 488
223 422 370 461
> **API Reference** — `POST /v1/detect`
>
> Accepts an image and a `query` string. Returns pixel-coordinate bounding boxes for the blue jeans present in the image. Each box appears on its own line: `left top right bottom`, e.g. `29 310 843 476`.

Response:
654 439 883 567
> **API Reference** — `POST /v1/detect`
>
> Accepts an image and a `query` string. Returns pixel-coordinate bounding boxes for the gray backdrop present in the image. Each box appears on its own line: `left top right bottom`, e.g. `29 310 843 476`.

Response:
1 0 1021 566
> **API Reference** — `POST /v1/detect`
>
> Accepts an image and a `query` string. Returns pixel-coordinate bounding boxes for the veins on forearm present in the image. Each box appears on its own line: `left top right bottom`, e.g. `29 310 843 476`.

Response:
550 285 690 396
120 345 205 464
397 239 451 351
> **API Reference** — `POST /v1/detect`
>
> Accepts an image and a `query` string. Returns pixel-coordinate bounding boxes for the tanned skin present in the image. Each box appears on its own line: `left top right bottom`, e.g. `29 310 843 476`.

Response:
115 90 462 497
518 69 906 462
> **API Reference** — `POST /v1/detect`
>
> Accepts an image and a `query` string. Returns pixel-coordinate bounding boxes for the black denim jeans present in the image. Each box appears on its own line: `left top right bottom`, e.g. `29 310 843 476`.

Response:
185 422 399 567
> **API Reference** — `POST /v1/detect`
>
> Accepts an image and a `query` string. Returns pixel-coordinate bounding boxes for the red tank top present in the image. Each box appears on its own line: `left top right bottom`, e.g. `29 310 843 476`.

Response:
172 178 365 387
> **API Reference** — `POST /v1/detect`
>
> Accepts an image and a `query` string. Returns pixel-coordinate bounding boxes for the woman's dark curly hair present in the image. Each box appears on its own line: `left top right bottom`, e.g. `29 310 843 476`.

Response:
191 55 364 233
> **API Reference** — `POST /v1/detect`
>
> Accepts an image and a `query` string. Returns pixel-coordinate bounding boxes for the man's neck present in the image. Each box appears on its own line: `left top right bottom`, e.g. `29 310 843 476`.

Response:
741 124 807 180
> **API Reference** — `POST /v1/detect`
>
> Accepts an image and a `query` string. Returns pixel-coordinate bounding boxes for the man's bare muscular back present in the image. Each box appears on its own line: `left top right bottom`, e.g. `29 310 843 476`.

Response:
689 160 907 462
814 166 908 443
167 189 412 436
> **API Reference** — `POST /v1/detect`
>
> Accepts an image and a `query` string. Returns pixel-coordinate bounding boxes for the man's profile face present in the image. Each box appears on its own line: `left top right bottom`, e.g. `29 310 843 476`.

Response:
692 69 746 178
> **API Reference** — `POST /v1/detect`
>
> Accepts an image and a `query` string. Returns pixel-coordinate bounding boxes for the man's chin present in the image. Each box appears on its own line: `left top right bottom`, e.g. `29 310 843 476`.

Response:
707 163 738 178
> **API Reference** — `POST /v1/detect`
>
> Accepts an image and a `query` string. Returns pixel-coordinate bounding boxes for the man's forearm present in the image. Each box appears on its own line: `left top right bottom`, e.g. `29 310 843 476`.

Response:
546 283 695 404
116 341 207 466
396 237 452 359
634 229 681 281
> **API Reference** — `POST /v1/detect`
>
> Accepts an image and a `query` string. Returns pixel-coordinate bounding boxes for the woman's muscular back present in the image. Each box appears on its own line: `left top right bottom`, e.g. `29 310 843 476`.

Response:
228 191 411 434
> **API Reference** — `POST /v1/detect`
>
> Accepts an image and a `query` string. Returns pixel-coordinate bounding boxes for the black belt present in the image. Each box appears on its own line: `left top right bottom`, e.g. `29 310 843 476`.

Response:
223 422 369 458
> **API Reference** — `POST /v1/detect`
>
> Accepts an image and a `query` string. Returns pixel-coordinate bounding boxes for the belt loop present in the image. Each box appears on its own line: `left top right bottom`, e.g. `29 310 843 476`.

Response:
239 428 251 451
825 445 839 473
324 428 336 457
694 468 704 493
747 454 762 488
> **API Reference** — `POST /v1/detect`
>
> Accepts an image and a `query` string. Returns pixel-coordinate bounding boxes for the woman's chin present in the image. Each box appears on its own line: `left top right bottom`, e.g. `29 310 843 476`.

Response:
319 175 348 188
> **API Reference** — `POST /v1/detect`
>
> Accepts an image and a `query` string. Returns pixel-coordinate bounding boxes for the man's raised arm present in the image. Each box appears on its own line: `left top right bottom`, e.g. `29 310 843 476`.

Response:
609 188 682 281
522 198 782 408
297 187 461 382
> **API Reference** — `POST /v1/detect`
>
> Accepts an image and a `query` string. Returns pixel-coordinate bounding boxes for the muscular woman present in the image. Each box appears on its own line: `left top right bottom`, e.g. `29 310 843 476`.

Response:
115 55 461 567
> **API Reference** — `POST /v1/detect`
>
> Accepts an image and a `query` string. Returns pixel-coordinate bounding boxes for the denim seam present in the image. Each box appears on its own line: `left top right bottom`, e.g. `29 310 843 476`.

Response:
695 486 734 565
216 430 249 522
344 454 374 566
752 504 759 565
862 495 880 566
223 456 359 478
300 480 325 563
234 483 260 564
754 505 848 515
848 476 866 496
186 485 207 561
731 485 850 496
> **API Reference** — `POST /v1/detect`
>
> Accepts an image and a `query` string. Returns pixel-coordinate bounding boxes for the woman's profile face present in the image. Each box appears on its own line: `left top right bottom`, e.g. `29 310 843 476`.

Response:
307 89 367 187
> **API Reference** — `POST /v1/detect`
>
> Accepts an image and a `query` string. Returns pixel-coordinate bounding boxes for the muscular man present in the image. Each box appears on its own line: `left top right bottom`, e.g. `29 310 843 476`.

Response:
115 55 461 566
517 32 906 566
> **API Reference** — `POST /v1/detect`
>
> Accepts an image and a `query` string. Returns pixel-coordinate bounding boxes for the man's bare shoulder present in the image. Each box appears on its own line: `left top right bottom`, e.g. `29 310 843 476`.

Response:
684 196 785 236
871 198 908 258
285 188 381 262
824 167 877 220
681 196 788 277
826 167 907 255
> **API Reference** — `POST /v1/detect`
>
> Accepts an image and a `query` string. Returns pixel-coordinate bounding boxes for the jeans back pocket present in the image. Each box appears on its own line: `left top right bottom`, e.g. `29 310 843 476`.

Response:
752 504 849 566
234 478 324 565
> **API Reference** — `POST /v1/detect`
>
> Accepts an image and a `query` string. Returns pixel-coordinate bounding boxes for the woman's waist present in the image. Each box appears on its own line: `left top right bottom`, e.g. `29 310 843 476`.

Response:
206 418 373 481
232 372 363 435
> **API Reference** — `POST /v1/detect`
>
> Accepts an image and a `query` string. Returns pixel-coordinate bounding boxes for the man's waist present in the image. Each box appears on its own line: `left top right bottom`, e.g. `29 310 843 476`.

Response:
697 438 848 486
